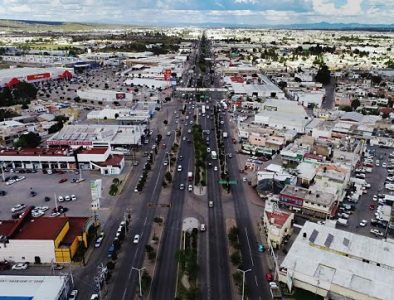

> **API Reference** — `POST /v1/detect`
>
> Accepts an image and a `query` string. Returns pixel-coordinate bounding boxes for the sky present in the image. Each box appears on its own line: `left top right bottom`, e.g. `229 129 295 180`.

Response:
0 0 393 25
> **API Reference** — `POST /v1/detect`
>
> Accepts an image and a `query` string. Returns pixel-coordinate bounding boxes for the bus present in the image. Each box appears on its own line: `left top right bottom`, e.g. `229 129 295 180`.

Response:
211 150 217 160
201 105 206 116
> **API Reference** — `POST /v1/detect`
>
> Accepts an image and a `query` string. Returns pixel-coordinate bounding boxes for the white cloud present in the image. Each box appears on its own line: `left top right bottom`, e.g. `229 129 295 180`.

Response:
234 0 257 3
312 0 362 16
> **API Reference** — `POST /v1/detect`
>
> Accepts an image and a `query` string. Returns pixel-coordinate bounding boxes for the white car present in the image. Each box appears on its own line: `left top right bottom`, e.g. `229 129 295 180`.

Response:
207 147 211 153
71 195 77 201
58 196 64 202
11 203 26 212
12 263 29 270
188 184 193 192
6 179 15 185
65 195 71 201
68 290 79 300
360 220 368 227
382 163 387 168
51 212 61 217
133 234 140 244
370 229 384 237
213 166 218 171
32 211 45 218
95 237 104 248
373 195 378 201
269 282 278 289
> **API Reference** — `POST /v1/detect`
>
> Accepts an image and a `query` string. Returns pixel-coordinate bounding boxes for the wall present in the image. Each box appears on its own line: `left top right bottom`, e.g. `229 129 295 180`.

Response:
0 239 55 263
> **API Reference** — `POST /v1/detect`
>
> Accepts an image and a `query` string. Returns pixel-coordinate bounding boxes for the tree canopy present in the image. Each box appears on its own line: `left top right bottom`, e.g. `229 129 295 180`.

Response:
14 132 41 148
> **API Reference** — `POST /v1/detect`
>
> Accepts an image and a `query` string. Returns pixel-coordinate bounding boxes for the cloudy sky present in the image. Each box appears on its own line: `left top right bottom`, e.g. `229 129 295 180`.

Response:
0 0 393 25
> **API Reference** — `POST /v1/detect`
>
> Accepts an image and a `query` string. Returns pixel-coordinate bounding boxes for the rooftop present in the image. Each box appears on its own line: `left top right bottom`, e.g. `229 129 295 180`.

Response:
0 275 68 299
280 185 309 199
265 210 292 227
14 217 67 240
281 221 394 300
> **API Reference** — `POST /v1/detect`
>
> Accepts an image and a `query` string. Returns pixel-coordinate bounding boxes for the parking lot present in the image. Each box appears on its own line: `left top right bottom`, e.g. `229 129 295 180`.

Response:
340 145 394 239
0 166 125 223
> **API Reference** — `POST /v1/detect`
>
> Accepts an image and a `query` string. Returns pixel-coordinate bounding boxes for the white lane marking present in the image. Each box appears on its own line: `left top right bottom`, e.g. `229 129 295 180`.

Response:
255 275 259 287
245 227 254 266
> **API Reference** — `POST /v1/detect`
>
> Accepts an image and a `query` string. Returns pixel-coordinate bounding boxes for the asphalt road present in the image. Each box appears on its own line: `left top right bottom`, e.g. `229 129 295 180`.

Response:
149 123 194 299
222 115 272 300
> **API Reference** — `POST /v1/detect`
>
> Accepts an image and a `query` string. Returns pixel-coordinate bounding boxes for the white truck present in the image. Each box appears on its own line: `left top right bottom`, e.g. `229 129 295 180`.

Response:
223 132 228 138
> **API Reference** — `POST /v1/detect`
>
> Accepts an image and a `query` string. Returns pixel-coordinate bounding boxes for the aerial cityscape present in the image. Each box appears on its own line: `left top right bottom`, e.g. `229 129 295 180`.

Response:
0 1 393 299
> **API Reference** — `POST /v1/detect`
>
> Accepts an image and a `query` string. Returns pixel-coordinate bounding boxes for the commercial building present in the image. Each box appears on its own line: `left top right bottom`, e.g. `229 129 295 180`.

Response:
262 201 294 249
0 208 91 263
0 67 74 88
0 120 27 146
279 221 394 300
77 88 133 104
254 99 312 133
0 275 71 300
87 108 151 124
0 146 125 175
48 124 146 147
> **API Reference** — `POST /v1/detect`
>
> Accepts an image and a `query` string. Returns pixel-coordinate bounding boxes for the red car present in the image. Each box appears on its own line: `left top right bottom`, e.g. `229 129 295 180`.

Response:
369 204 376 210
265 272 273 282
58 178 67 183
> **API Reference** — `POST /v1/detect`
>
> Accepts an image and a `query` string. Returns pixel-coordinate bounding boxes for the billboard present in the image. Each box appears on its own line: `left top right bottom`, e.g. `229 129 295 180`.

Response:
26 73 51 81
163 69 172 80
116 93 126 100
90 179 102 210
47 140 93 146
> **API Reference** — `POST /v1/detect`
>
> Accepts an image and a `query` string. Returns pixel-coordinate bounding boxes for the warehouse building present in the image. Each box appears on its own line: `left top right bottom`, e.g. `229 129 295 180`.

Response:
0 275 71 300
47 124 145 147
279 221 394 300
77 88 133 104
0 67 74 88
0 208 91 263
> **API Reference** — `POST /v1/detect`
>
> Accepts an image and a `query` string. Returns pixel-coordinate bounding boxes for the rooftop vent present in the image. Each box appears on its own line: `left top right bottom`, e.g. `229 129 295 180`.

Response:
309 229 319 243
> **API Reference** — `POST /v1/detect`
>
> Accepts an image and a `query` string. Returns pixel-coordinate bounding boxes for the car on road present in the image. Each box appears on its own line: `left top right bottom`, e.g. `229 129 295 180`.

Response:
269 282 278 289
12 262 29 270
188 184 193 192
207 147 211 153
90 294 99 300
265 272 273 282
163 161 168 166
0 190 6 196
258 244 265 253
71 195 77 201
58 178 67 183
213 166 218 172
179 184 185 190
11 203 26 213
65 195 71 201
133 234 140 244
177 165 182 172
68 289 78 300
360 220 368 227
369 204 376 210
200 224 206 232
58 196 64 202
95 237 104 248
209 201 214 208
30 191 37 197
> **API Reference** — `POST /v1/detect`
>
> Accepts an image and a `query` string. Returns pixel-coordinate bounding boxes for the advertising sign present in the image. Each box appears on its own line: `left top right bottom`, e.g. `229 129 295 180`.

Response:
90 179 102 210
163 69 172 80
116 93 126 100
47 140 93 146
27 73 51 81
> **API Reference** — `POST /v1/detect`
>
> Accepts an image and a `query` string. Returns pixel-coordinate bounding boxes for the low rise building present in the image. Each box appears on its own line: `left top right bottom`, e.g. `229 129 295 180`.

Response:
262 201 294 249
279 221 394 300
0 209 91 263
77 88 133 104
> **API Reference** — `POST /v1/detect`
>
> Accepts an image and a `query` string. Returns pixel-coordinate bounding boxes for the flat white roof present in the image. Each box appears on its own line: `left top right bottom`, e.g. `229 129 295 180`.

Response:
0 275 67 299
281 221 394 300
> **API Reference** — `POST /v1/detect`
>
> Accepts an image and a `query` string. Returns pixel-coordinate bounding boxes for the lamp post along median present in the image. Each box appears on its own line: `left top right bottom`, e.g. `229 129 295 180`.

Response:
237 268 251 300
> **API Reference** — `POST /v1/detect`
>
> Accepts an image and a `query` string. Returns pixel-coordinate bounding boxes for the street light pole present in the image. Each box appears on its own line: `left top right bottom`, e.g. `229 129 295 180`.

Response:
132 266 145 297
167 152 171 173
237 268 251 300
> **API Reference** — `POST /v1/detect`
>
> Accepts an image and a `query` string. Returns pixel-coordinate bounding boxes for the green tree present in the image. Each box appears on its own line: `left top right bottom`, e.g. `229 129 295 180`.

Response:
351 99 361 110
165 171 172 183
230 251 242 266
14 132 41 148
339 105 352 112
315 65 331 85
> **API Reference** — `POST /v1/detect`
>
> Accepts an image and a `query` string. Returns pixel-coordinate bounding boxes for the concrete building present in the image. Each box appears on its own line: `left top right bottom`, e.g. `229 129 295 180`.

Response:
0 146 125 175
0 208 91 263
0 275 71 300
77 88 133 104
254 99 312 133
87 108 151 124
0 67 74 88
48 124 145 147
279 221 394 300
0 120 27 146
262 201 294 249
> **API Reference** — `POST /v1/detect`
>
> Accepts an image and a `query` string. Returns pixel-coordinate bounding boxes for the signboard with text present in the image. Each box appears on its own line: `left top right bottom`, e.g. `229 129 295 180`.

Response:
163 69 172 80
47 140 93 146
27 73 51 81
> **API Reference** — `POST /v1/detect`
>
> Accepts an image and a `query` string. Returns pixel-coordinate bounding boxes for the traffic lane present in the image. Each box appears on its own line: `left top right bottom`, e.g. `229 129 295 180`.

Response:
150 136 190 299
109 128 177 299
223 121 270 300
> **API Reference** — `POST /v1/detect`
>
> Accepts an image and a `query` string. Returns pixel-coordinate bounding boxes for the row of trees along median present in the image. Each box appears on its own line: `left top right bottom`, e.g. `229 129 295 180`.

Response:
191 124 207 187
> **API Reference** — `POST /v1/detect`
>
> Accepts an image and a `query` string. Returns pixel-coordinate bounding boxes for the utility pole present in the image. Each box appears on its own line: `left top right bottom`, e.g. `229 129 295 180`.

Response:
237 268 251 300
132 266 145 297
